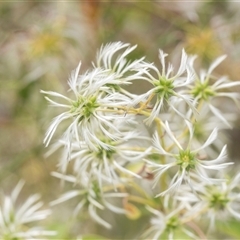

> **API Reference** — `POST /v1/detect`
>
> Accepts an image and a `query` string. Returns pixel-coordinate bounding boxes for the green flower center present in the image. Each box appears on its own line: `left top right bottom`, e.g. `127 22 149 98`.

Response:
154 77 174 101
85 181 102 206
94 138 116 162
191 80 216 101
71 96 99 121
166 216 179 232
208 188 229 211
96 146 116 161
177 150 196 171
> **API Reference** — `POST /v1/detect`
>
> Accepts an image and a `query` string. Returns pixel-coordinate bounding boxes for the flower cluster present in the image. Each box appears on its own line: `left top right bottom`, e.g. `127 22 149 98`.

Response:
41 42 240 238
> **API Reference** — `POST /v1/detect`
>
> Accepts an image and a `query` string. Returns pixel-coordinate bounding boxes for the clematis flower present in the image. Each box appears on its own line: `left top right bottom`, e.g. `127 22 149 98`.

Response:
176 173 240 230
146 122 232 196
141 195 196 240
50 123 151 188
41 64 135 150
0 180 55 240
187 55 240 127
132 49 196 124
50 172 127 229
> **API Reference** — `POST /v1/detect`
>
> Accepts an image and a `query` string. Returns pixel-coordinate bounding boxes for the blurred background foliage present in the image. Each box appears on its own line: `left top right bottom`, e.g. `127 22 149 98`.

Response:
1 1 240 239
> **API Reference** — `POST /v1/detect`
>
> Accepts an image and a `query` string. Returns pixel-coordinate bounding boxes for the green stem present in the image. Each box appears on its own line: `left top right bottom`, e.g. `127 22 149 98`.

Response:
154 118 168 192
167 99 205 152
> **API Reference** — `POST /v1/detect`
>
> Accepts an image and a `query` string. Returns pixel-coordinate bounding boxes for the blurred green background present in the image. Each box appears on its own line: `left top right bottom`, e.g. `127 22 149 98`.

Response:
1 1 240 239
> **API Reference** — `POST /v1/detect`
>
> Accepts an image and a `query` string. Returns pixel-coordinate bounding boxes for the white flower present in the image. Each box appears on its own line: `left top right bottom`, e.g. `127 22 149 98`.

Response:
56 125 151 188
146 122 232 196
45 117 151 185
0 180 56 240
176 173 240 230
41 64 135 150
188 55 240 127
50 172 127 229
141 196 196 240
133 49 196 124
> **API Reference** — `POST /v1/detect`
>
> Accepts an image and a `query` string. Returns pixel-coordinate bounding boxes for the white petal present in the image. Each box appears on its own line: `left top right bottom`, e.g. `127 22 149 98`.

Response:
50 191 82 206
209 104 232 128
207 55 227 76
194 128 218 152
88 205 111 229
12 180 25 203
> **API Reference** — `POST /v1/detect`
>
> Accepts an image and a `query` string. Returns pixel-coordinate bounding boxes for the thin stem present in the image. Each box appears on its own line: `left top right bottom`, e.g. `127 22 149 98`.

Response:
154 118 168 192
166 99 205 153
